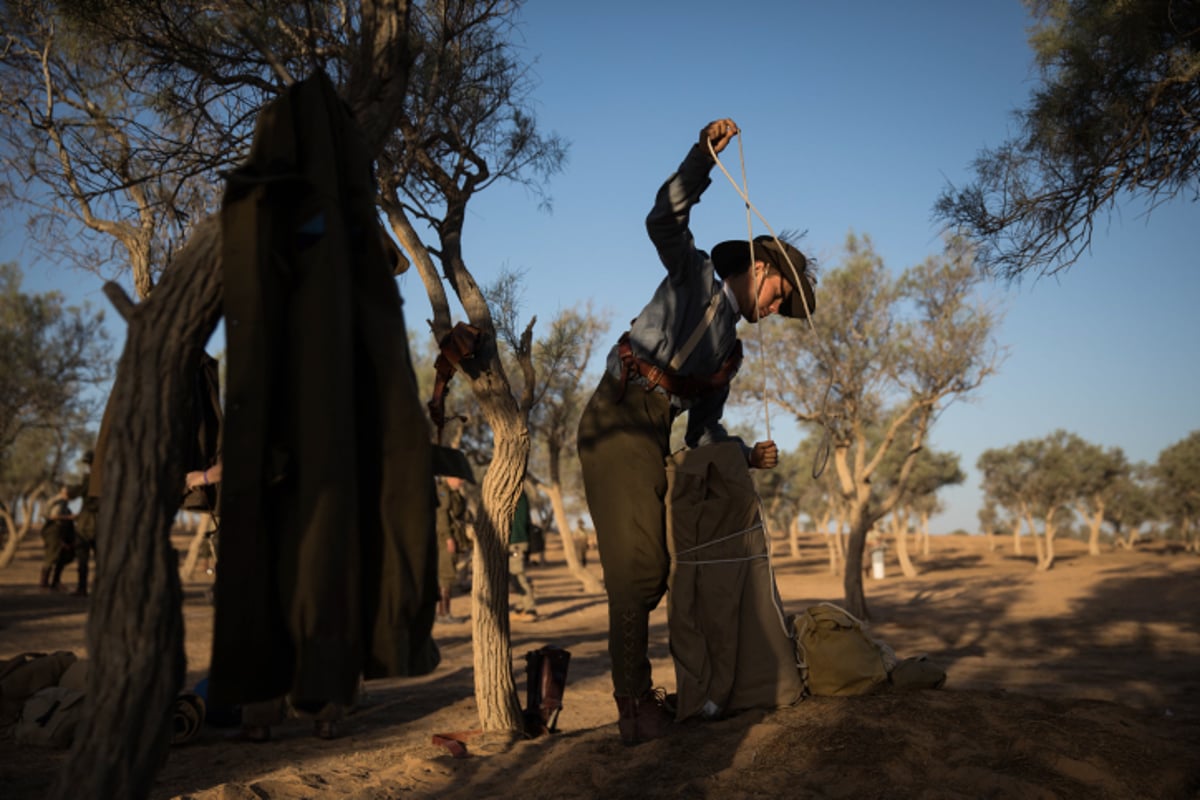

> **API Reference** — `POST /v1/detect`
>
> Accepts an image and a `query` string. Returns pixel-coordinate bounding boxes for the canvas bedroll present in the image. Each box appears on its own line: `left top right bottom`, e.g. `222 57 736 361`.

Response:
666 441 803 720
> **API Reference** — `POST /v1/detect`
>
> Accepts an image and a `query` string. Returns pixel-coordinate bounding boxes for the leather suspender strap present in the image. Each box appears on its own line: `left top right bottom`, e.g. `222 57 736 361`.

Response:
668 292 723 372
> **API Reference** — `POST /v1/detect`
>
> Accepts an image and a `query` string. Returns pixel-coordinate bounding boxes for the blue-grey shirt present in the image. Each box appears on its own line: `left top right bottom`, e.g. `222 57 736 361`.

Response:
605 143 745 451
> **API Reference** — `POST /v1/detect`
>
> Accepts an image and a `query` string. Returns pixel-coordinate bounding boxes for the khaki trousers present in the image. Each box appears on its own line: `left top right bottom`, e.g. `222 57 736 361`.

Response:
577 370 674 697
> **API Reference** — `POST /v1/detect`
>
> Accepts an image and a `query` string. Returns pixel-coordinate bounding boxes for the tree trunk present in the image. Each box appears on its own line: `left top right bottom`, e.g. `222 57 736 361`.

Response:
891 508 918 578
1027 513 1047 568
540 481 603 594
919 511 932 558
0 505 13 563
178 513 216 580
1011 518 1023 556
825 533 839 575
0 491 45 569
831 507 849 575
386 203 530 735
469 421 527 733
50 216 223 800
1085 506 1105 556
0 507 18 569
0 489 46 568
1039 519 1057 571
842 512 870 619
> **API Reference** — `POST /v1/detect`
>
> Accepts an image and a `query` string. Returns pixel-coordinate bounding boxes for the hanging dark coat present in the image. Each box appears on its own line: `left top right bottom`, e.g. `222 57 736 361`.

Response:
211 71 439 711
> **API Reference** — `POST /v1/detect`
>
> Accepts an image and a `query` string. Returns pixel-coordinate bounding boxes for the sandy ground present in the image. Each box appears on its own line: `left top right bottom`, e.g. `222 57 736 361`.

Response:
1 528 1198 799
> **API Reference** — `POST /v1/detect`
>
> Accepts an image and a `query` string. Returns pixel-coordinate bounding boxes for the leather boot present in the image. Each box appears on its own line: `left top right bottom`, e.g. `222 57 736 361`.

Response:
39 567 51 588
614 688 673 746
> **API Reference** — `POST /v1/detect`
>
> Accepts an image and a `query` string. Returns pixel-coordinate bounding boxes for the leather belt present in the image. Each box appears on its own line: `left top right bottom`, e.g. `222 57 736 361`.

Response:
616 332 742 400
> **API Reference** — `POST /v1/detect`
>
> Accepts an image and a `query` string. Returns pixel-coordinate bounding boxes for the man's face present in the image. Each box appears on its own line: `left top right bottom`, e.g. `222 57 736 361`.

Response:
744 262 793 323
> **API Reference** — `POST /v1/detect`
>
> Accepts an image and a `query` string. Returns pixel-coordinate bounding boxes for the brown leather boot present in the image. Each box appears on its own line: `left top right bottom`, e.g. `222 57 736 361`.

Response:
614 688 673 746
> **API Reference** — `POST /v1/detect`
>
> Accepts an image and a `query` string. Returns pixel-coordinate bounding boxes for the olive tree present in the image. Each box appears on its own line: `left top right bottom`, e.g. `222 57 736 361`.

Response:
1153 430 1200 552
0 1 227 300
980 430 1101 570
936 0 1200 277
523 304 608 593
741 233 1000 618
15 3 428 797
374 0 568 731
0 261 108 567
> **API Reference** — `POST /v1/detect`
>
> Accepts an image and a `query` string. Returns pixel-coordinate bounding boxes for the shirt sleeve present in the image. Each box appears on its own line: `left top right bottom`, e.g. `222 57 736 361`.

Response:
645 144 714 285
683 384 749 460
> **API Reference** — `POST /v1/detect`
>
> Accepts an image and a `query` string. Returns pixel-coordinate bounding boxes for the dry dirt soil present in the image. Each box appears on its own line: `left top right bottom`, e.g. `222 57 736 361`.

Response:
1 529 1198 799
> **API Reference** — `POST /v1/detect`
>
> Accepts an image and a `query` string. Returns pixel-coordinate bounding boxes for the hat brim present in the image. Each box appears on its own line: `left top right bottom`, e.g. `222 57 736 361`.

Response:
711 239 815 319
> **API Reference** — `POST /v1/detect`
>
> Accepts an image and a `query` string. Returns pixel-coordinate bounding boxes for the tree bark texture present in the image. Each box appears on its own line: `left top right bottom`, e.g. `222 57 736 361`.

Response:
1085 506 1105 556
469 415 527 732
178 512 216 580
50 216 222 800
1039 521 1058 572
542 481 603 594
842 519 869 619
0 491 45 569
891 509 918 579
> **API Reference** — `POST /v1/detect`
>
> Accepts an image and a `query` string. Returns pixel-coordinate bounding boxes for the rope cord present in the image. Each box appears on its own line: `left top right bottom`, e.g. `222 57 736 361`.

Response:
667 491 793 639
706 133 834 479
674 554 768 566
672 522 764 557
737 135 770 443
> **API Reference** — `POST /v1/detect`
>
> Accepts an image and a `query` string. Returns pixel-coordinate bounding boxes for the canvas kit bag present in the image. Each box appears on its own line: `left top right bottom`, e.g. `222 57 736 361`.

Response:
14 686 85 748
793 602 895 696
666 441 805 720
0 651 78 727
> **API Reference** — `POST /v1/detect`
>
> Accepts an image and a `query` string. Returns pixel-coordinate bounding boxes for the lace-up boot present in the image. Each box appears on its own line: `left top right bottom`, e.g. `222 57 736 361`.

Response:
614 688 673 745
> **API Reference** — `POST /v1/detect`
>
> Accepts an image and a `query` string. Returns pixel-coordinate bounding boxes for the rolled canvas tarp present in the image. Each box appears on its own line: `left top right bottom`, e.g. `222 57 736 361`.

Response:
665 441 803 720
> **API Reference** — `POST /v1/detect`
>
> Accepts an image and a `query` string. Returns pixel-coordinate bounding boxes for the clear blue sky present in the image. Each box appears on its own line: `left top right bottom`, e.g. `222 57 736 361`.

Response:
5 1 1198 533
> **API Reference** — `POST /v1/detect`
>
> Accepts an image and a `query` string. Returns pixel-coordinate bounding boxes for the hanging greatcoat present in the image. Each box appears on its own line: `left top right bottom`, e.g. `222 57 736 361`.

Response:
666 441 803 720
211 71 439 711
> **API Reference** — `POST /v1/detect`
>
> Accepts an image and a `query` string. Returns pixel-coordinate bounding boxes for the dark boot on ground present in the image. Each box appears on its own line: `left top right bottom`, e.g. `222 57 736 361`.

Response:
614 688 673 746
39 567 51 588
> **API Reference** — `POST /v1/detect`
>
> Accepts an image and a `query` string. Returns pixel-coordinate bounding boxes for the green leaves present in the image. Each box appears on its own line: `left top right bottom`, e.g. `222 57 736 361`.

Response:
0 261 110 483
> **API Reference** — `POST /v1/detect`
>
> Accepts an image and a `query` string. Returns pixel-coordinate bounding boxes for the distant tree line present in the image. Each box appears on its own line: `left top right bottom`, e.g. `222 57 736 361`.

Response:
978 429 1200 568
0 261 109 564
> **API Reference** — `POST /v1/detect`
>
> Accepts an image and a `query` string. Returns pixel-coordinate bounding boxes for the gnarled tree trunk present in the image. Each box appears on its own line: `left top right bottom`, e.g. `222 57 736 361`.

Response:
0 488 48 569
467 409 527 731
540 480 603 594
50 216 223 800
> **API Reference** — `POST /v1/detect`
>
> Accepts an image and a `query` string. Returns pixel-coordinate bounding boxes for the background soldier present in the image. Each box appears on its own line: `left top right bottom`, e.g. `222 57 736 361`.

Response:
39 485 76 590
509 489 538 621
69 449 100 597
434 476 471 624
